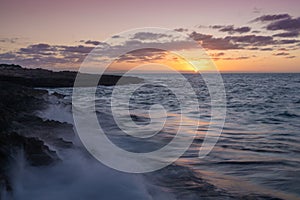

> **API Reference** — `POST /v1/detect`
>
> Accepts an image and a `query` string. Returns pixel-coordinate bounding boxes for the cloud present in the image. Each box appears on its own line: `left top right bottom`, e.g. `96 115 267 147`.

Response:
203 38 241 50
222 26 251 34
174 28 188 32
82 40 108 46
0 42 94 69
14 43 95 57
18 43 57 56
131 32 172 40
260 48 273 51
117 48 167 63
252 14 291 22
60 45 94 54
19 43 52 52
286 56 295 59
210 52 225 57
208 53 249 61
278 39 299 44
225 35 274 46
214 25 251 34
273 31 299 38
0 51 72 69
210 25 224 29
30 43 51 49
197 25 207 28
266 17 300 32
221 56 250 60
0 38 19 43
189 31 240 50
112 35 121 39
273 52 289 56
278 48 287 51
84 40 101 45
248 47 259 50
189 32 213 40
0 52 16 59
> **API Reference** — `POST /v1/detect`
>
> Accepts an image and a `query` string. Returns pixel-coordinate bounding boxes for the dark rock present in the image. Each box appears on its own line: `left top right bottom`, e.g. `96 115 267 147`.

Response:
0 132 60 166
12 115 75 149
0 64 22 69
0 81 47 130
0 132 60 193
0 63 143 87
0 63 143 195
52 92 66 99
0 78 62 194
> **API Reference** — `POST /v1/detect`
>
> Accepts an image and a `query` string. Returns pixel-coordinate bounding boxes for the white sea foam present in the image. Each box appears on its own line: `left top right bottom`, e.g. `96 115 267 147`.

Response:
7 149 172 200
4 90 172 200
35 93 74 124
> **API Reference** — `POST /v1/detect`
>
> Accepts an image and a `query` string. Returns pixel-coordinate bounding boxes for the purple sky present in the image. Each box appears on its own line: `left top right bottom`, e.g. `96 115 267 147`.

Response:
0 0 299 72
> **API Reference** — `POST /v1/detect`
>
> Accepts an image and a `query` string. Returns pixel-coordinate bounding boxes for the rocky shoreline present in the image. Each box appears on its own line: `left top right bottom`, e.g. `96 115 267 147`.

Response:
0 64 143 87
0 80 61 193
0 64 143 195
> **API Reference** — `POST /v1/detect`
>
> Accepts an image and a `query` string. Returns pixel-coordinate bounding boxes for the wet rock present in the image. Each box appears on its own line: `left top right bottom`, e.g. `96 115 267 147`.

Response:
0 132 60 166
52 92 66 99
0 79 63 194
0 80 47 130
0 131 61 193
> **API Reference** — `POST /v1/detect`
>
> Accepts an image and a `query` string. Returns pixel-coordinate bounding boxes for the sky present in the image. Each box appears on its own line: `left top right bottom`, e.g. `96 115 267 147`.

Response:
0 0 299 72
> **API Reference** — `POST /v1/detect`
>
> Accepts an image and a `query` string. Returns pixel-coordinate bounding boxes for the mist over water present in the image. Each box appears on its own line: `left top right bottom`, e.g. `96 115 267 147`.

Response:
7 148 171 200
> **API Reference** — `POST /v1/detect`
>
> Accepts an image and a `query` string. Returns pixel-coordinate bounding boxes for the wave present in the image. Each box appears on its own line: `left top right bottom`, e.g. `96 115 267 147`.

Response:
35 93 73 124
7 149 164 200
276 111 299 118
2 91 172 200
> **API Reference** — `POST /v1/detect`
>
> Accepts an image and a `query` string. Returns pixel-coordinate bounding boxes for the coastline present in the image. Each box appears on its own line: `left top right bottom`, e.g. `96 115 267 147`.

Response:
0 67 171 199
0 64 143 87
1 64 297 199
0 64 143 197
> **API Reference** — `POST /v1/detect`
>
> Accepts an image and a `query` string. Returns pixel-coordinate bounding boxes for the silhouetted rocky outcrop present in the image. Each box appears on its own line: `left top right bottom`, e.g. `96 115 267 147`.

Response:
0 64 143 87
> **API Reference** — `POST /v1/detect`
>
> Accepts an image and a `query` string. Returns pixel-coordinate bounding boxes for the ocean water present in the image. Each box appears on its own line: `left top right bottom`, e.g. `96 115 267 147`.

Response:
6 73 300 200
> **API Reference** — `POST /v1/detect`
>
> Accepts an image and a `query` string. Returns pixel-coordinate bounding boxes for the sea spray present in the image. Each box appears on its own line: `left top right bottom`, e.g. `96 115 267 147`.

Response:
8 148 161 200
5 91 172 200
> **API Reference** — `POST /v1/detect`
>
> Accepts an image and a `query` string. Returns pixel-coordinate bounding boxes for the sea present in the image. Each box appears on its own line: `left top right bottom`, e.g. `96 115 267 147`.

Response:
5 73 300 200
